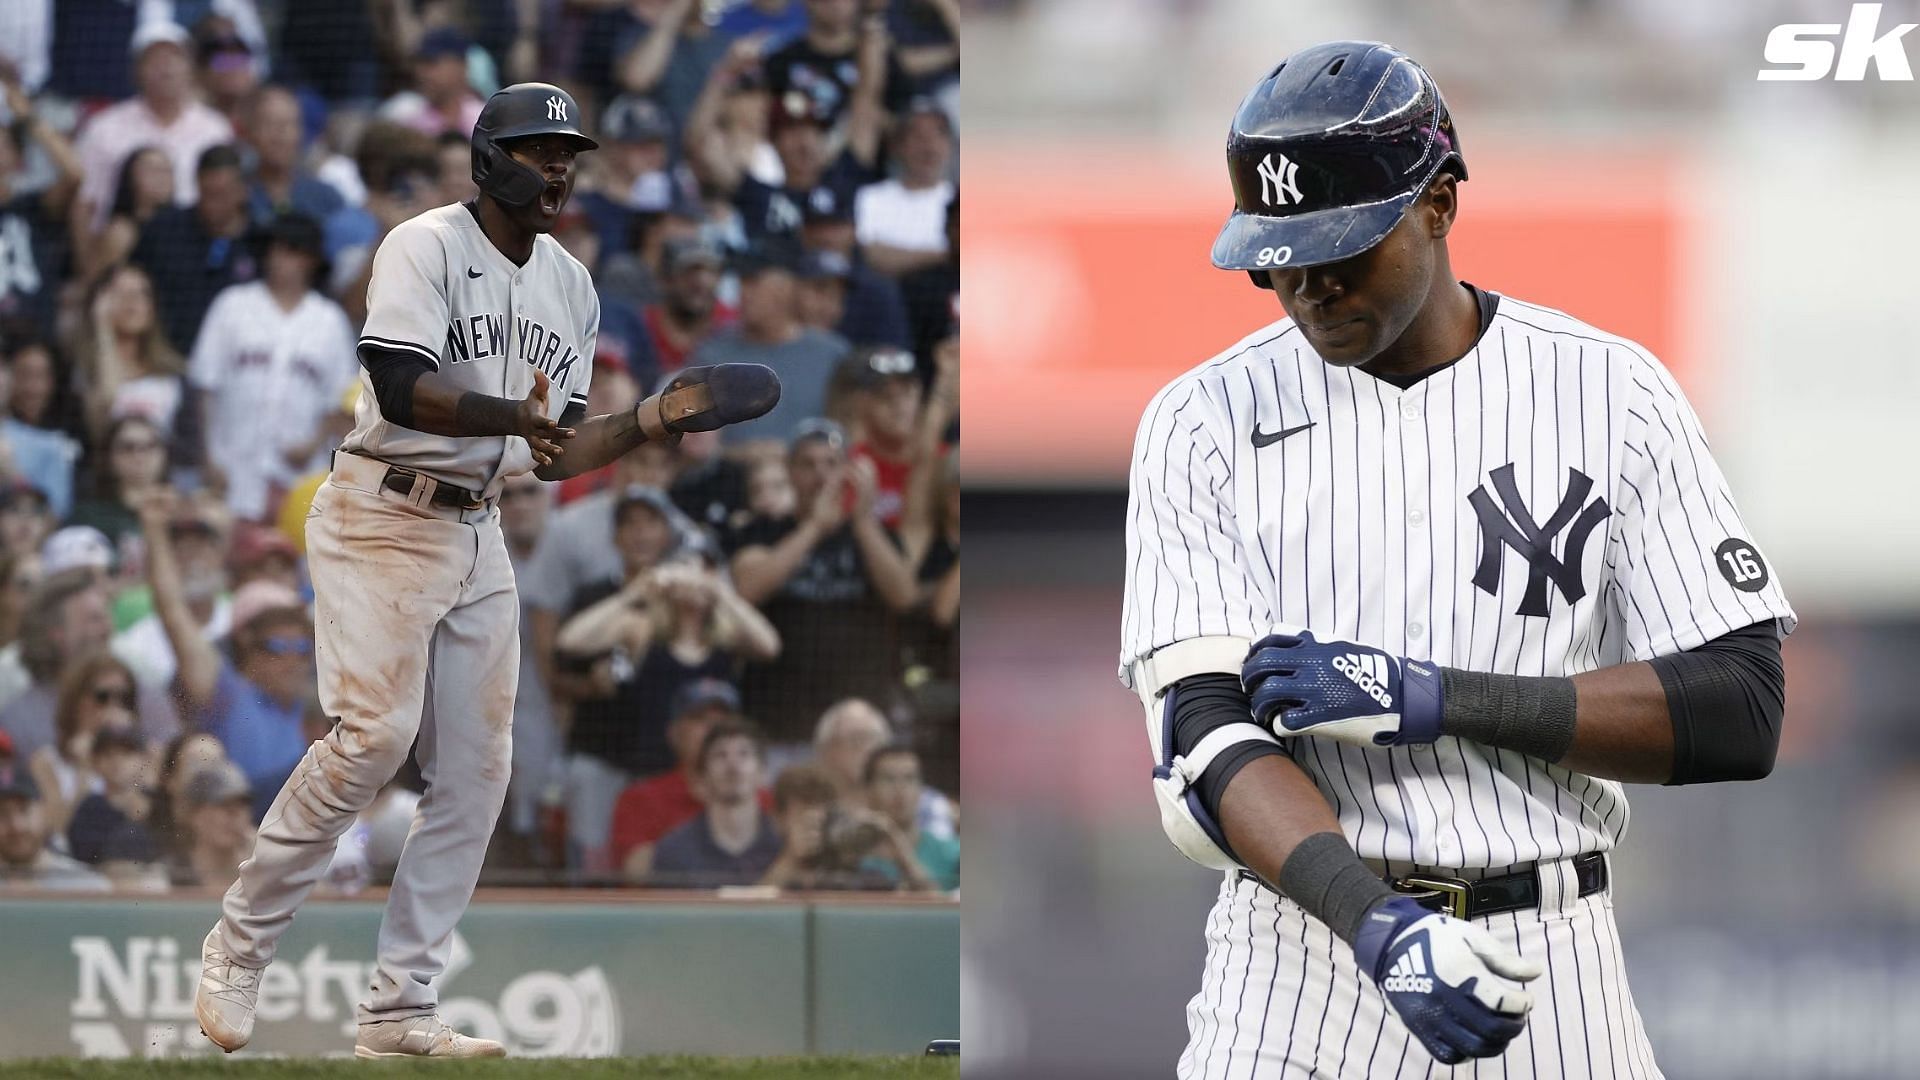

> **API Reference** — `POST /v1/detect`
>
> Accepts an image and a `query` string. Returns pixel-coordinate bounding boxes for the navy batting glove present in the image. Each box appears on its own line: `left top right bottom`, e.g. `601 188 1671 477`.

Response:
1351 897 1542 1064
1241 631 1445 747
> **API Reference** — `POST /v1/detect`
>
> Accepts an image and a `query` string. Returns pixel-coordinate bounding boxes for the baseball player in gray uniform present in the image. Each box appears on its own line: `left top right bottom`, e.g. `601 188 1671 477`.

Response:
193 83 777 1058
1122 44 1793 1076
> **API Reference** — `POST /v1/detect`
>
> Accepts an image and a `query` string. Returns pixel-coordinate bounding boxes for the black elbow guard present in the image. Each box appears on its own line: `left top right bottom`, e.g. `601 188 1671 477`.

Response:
360 347 434 429
1652 620 1787 784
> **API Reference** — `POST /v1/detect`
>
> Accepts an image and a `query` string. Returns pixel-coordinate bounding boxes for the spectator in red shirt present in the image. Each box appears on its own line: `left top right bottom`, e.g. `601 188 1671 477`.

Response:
611 678 770 878
844 346 922 528
636 236 733 377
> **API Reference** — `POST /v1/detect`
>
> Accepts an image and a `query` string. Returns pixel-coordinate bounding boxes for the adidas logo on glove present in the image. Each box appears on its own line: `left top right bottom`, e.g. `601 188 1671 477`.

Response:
1382 943 1435 995
1333 653 1394 709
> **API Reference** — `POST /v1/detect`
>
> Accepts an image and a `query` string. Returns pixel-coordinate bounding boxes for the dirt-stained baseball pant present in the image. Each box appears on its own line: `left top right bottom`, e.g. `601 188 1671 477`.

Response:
214 458 518 1021
1179 859 1663 1079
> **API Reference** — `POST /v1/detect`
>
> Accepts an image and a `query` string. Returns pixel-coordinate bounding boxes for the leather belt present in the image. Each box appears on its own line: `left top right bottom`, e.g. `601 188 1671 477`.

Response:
379 466 485 511
1239 852 1608 921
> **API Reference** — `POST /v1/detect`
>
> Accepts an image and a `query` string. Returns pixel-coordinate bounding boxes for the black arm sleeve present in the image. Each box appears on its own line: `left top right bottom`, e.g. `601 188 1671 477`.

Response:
359 345 434 430
1170 673 1291 848
1651 619 1787 785
559 401 587 428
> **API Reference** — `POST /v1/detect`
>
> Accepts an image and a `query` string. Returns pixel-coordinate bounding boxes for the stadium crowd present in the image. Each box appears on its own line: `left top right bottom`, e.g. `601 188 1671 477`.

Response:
0 0 959 895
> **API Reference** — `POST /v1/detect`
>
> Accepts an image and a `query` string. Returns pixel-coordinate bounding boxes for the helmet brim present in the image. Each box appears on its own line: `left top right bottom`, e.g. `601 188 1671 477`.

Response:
1210 191 1415 272
490 126 600 152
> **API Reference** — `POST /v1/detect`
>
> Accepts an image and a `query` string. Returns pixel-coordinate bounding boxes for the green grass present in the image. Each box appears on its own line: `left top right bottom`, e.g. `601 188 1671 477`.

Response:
0 1058 959 1079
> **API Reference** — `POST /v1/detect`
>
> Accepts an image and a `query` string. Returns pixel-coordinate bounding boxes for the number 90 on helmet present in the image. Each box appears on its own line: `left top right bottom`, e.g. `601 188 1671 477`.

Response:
470 82 600 208
1211 41 1466 287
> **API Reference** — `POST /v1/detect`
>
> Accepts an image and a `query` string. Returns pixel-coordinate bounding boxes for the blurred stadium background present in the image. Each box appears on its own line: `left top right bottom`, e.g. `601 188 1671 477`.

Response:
0 0 957 1062
961 1 1920 1077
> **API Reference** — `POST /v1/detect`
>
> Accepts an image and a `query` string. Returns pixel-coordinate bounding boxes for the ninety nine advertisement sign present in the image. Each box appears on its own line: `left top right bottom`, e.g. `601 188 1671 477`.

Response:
7 895 957 1059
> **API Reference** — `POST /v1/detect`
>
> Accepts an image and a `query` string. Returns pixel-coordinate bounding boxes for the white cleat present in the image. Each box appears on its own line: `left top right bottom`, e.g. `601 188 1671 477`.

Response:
354 1013 508 1059
194 928 264 1053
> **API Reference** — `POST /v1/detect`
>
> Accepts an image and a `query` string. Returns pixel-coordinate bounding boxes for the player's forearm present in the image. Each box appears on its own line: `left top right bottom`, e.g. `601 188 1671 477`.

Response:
1556 663 1674 782
404 373 521 438
1219 757 1395 946
533 408 646 481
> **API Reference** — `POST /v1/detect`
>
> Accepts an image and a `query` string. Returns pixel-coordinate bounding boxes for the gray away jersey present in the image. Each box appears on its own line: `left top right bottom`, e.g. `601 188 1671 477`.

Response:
345 202 598 493
1121 295 1795 871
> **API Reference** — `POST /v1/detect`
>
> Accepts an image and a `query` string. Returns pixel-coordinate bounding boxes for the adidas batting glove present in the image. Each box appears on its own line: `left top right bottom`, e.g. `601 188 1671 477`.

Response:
1351 897 1542 1065
1241 631 1444 746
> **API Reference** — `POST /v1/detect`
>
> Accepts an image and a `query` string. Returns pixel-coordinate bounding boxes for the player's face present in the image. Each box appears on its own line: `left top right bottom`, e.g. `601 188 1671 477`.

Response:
503 136 583 231
1262 184 1454 367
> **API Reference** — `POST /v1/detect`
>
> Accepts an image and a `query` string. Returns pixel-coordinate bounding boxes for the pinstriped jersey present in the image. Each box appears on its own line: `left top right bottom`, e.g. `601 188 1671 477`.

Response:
1121 293 1795 871
344 203 597 494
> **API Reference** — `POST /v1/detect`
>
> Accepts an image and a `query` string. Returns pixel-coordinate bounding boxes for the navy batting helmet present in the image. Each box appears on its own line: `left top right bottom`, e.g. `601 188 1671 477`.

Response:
1212 42 1465 285
471 82 599 207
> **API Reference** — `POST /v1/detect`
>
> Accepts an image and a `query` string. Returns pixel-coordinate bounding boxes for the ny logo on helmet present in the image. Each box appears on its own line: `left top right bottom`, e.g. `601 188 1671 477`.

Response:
1257 153 1303 208
547 95 568 122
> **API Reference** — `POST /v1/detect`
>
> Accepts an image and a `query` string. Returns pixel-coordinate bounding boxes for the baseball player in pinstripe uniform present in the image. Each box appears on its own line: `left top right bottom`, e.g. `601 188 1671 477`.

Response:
191 83 777 1058
1122 43 1794 1077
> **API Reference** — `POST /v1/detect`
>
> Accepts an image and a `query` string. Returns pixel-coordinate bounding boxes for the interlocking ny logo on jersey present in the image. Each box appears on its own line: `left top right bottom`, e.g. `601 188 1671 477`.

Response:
1469 464 1612 618
1383 943 1434 995
1257 152 1303 208
547 95 568 121
1332 653 1393 709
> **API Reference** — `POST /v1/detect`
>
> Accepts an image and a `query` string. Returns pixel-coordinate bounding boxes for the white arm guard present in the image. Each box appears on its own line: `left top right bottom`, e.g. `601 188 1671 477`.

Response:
1123 636 1279 872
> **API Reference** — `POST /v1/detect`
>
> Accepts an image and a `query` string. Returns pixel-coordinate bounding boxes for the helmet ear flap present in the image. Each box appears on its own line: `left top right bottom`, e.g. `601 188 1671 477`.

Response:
1247 270 1271 291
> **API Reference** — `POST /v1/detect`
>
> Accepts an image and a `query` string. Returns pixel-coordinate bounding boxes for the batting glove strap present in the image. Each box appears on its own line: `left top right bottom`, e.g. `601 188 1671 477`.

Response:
1241 632 1445 746
1351 897 1542 1065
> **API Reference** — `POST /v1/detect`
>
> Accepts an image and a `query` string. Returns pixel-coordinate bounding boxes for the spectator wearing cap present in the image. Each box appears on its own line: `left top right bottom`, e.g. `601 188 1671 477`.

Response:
0 568 178 758
700 88 877 248
0 767 109 891
111 495 230 689
727 422 913 742
631 236 734 381
841 346 928 528
378 27 485 140
573 95 690 266
0 69 81 334
795 193 910 349
28 650 141 842
552 486 708 871
609 677 769 874
64 723 155 866
188 213 358 522
557 540 778 780
795 248 852 341
70 21 235 233
193 15 262 129
131 143 257 354
854 98 953 277
144 491 310 819
241 85 348 229
694 245 850 448
521 453 688 740
165 759 254 886
640 719 783 887
39 524 115 588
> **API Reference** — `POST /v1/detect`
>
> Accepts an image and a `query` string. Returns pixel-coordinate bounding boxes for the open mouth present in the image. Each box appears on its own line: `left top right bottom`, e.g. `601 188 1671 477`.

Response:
539 179 566 215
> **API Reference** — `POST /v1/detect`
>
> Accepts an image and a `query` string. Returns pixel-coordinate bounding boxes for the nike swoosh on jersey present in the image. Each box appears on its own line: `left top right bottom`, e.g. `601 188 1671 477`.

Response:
1251 422 1315 448
467 267 483 278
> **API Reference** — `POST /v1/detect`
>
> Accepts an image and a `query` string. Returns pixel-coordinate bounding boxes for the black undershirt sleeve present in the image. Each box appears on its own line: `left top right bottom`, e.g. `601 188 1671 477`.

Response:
358 345 434 430
559 401 587 428
1171 674 1292 833
1651 619 1786 784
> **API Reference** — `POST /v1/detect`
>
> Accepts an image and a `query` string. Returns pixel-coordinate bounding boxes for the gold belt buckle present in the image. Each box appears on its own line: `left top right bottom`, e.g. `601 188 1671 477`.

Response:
1394 874 1472 919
